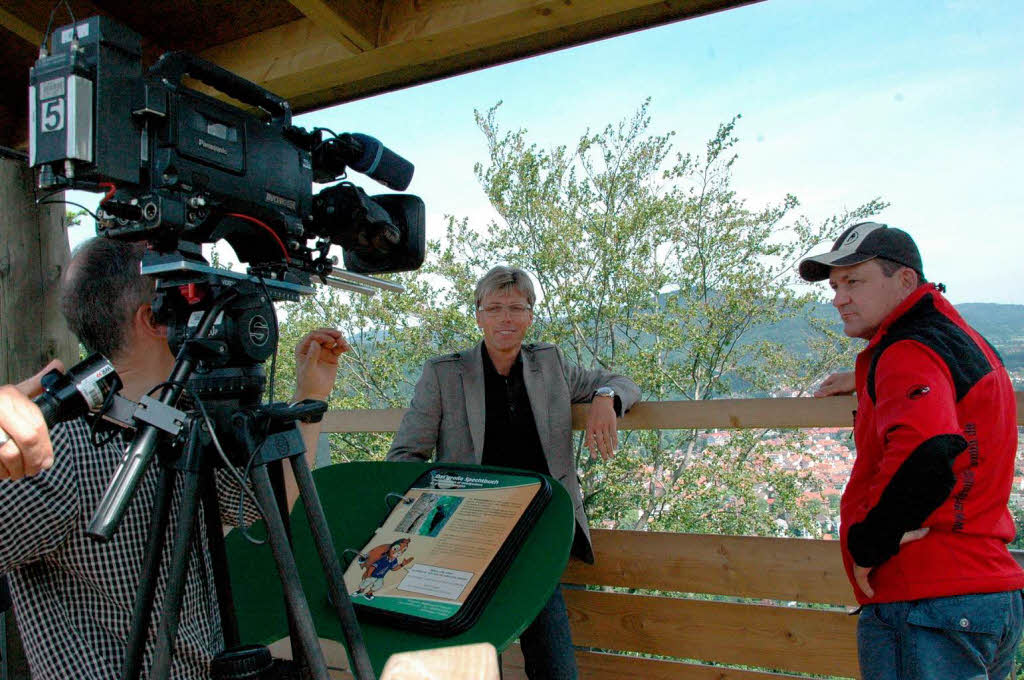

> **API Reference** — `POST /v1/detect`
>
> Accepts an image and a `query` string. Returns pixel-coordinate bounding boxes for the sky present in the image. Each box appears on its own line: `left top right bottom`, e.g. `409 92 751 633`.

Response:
67 0 1024 304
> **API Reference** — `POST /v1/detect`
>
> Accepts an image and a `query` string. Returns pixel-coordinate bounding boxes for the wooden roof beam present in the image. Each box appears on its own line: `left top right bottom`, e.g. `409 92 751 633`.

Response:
201 0 760 115
0 6 46 47
287 0 381 52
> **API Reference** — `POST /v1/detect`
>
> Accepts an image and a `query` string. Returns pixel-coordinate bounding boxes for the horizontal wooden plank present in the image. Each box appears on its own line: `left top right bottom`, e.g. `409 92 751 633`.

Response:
563 530 856 606
322 392 1024 433
322 407 405 433
574 650 822 680
501 645 815 680
563 590 860 678
581 651 824 680
575 396 858 430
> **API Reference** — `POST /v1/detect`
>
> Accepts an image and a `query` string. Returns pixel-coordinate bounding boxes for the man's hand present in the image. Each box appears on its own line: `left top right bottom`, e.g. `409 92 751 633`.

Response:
814 371 855 397
293 328 349 402
0 359 65 480
282 329 349 510
584 395 619 461
853 527 929 597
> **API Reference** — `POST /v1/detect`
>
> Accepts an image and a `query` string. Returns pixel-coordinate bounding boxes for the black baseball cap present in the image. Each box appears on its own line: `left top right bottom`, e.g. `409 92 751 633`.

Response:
798 222 923 282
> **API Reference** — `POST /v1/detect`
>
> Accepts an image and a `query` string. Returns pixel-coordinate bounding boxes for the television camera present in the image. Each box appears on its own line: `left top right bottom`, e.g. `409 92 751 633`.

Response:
25 13 425 680
29 14 424 287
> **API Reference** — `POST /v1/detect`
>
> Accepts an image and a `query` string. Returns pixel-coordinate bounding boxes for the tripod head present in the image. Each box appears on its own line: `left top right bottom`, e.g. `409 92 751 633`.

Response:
86 251 313 541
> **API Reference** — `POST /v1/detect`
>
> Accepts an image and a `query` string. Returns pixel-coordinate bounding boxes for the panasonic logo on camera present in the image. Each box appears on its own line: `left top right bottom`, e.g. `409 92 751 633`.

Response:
197 138 228 155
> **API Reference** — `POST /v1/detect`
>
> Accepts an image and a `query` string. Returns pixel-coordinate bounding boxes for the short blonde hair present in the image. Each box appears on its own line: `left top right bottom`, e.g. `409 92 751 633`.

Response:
474 265 536 309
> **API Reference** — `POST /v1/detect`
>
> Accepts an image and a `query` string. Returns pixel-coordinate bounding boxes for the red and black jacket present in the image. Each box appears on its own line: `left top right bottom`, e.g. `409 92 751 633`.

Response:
840 284 1024 604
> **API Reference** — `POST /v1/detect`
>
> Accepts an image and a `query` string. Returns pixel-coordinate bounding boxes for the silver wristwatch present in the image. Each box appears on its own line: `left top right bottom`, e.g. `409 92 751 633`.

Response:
594 386 616 399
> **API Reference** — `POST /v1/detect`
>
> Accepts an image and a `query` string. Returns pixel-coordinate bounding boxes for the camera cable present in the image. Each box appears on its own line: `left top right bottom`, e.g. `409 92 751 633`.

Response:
144 380 270 545
41 0 76 54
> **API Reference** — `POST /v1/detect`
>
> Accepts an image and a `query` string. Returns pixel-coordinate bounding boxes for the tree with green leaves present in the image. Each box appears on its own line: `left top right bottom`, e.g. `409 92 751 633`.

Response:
273 100 886 538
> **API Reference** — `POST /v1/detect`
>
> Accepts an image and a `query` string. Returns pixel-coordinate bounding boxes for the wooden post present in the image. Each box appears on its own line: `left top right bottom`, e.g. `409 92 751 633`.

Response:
0 156 78 385
0 155 76 680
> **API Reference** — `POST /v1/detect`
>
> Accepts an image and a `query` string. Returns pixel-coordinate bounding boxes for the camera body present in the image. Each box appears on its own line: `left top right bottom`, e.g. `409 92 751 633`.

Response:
29 15 424 281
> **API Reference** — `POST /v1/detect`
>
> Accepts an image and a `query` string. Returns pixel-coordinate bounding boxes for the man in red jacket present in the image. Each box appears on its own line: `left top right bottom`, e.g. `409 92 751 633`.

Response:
802 222 1024 680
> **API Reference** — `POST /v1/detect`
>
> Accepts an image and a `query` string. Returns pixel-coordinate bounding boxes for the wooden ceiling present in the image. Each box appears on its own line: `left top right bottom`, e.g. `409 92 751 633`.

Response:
0 0 757 149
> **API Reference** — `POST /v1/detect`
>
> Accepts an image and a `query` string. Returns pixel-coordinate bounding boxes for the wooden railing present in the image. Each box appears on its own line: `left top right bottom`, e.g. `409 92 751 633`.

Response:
325 394 1024 434
324 394 1024 679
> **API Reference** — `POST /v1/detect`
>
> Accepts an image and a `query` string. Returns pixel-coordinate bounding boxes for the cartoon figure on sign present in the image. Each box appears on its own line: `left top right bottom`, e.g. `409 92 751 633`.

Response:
354 538 414 600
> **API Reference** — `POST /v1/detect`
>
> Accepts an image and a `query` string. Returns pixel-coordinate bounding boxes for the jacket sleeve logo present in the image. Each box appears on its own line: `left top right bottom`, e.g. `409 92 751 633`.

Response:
907 384 931 400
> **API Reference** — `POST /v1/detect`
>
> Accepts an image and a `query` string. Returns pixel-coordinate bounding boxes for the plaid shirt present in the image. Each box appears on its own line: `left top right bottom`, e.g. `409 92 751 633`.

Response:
0 417 258 680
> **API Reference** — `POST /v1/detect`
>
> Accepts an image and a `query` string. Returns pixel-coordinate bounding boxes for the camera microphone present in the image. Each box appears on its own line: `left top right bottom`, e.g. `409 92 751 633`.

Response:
344 133 415 192
0 354 122 448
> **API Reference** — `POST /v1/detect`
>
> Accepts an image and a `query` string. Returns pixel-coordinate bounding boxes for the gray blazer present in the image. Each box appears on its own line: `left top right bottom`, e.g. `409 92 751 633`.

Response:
387 341 640 563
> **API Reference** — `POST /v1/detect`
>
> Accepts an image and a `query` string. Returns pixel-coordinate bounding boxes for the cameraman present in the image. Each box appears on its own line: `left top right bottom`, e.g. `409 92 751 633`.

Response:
0 237 347 679
0 359 65 480
0 359 64 664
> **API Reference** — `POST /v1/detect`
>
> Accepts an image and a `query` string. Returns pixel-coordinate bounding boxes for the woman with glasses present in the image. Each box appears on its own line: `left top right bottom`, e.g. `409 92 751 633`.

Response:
388 265 640 680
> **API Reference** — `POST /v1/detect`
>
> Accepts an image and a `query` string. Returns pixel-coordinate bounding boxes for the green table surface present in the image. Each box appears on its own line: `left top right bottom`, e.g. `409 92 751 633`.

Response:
224 461 575 675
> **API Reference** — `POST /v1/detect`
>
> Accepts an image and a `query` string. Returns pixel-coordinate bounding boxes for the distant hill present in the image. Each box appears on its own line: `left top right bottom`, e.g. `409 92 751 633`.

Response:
752 301 1024 373
958 302 1024 346
346 298 1024 400
959 303 1024 373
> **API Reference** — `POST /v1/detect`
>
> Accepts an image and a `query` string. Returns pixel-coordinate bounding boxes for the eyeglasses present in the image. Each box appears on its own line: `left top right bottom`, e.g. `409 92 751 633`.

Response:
478 304 532 317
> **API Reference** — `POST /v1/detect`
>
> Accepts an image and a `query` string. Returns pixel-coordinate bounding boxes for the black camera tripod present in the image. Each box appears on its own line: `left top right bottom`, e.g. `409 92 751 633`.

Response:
85 265 375 680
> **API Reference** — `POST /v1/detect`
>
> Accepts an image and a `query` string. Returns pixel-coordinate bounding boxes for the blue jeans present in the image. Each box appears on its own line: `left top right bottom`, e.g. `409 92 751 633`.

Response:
518 586 578 680
858 591 1024 680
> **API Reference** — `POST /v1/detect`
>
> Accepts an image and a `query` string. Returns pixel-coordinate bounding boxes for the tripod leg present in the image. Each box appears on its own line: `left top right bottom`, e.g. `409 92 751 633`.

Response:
122 466 175 680
201 472 239 649
290 454 375 680
268 459 307 670
249 465 334 680
149 464 204 680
